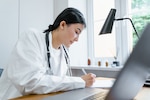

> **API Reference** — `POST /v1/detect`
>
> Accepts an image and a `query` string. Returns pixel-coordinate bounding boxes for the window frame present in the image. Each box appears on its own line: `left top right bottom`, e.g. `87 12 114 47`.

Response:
86 0 131 66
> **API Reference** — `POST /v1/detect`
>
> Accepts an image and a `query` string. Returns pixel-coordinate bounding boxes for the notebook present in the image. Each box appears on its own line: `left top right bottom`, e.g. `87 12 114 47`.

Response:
42 23 150 100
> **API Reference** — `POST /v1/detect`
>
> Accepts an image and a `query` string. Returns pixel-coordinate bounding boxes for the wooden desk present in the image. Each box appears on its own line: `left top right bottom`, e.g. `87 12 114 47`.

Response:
134 87 150 100
10 92 64 100
11 78 150 100
11 87 150 100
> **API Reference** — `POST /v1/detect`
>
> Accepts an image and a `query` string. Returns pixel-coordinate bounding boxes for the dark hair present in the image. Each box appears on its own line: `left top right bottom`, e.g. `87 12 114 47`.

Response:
43 7 86 33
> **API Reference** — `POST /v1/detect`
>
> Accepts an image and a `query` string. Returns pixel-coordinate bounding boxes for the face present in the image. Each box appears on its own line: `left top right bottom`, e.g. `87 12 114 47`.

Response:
60 21 85 48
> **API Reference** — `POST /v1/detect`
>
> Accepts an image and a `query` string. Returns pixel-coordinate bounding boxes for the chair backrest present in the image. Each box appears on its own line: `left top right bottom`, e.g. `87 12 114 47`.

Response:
0 68 3 77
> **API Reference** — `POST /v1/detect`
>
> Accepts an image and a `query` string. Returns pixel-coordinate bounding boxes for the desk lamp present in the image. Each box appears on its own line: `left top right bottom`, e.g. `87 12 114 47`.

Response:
99 8 150 86
99 8 139 66
99 8 139 39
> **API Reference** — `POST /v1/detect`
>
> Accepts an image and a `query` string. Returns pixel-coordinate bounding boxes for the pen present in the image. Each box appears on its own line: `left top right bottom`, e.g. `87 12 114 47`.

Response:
81 68 87 75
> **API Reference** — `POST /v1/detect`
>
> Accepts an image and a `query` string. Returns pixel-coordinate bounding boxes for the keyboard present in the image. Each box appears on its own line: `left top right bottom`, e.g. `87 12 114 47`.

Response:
144 78 150 87
83 89 109 100
42 88 108 100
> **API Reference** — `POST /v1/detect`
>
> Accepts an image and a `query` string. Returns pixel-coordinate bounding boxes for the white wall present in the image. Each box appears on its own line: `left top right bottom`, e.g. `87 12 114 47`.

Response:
0 0 53 68
19 0 53 34
53 0 68 18
0 0 19 68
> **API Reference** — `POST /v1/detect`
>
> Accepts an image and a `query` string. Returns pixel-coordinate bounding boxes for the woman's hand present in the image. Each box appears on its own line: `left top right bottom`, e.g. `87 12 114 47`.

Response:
81 73 96 87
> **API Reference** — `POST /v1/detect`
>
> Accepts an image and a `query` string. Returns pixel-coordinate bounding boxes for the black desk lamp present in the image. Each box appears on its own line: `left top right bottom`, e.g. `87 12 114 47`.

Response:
99 8 139 39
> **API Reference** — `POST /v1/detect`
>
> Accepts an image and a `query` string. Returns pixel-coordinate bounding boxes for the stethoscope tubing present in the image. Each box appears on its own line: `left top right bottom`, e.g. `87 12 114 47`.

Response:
45 32 70 69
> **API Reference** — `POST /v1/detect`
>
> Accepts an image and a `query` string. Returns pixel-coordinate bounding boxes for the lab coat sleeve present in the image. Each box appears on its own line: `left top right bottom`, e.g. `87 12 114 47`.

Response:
6 29 85 95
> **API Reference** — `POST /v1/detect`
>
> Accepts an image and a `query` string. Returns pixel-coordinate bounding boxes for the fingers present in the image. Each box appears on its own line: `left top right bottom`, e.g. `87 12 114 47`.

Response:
81 73 96 87
88 73 96 78
87 73 96 85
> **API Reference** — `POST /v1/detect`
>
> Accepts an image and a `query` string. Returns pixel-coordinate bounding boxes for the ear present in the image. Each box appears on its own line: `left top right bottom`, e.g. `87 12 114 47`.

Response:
60 21 66 30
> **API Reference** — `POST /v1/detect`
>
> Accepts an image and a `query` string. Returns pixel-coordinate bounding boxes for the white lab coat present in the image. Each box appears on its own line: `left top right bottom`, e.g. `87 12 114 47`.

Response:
0 29 85 100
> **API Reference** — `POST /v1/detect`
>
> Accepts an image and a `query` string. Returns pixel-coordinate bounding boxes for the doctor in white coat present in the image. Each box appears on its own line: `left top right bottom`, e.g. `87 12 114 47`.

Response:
0 7 96 100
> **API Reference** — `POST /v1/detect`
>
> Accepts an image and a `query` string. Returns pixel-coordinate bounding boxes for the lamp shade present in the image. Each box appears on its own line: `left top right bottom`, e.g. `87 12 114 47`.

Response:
99 9 116 35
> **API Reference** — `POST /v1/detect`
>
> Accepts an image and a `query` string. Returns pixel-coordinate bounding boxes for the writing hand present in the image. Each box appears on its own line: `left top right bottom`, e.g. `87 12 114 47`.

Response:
81 73 96 87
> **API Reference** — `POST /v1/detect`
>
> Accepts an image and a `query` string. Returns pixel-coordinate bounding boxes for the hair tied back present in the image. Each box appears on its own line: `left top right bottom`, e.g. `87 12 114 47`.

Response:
48 25 53 31
43 24 53 33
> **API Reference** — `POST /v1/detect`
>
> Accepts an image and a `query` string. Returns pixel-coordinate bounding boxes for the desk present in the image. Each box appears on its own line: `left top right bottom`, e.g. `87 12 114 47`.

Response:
134 87 150 100
11 78 150 100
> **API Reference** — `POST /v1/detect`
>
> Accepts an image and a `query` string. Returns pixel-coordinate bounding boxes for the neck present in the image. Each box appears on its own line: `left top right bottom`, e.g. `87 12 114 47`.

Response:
51 31 61 49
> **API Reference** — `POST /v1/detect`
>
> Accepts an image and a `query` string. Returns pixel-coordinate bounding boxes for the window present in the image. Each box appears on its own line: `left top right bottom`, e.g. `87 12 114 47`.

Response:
87 0 121 66
87 0 150 66
93 0 116 58
129 0 150 47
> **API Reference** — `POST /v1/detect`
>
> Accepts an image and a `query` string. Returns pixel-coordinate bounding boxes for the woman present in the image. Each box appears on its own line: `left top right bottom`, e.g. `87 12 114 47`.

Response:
0 7 96 100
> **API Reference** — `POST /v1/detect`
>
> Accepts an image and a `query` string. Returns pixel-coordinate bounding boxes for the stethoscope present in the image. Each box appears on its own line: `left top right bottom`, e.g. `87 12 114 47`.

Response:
45 32 72 76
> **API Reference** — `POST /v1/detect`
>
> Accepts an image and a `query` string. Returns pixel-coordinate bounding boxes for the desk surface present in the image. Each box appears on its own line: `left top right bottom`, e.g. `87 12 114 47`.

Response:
11 78 150 100
134 87 150 100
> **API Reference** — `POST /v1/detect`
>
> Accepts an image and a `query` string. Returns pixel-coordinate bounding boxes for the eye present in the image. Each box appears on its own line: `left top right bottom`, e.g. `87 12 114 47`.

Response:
75 31 79 34
75 28 82 35
75 30 80 35
76 28 82 35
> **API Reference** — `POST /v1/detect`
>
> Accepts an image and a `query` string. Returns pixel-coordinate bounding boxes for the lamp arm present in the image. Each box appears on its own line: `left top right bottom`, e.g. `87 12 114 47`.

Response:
115 18 139 39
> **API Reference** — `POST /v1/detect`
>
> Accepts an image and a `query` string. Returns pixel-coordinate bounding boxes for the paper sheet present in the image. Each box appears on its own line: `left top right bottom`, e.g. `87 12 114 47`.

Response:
91 79 115 88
